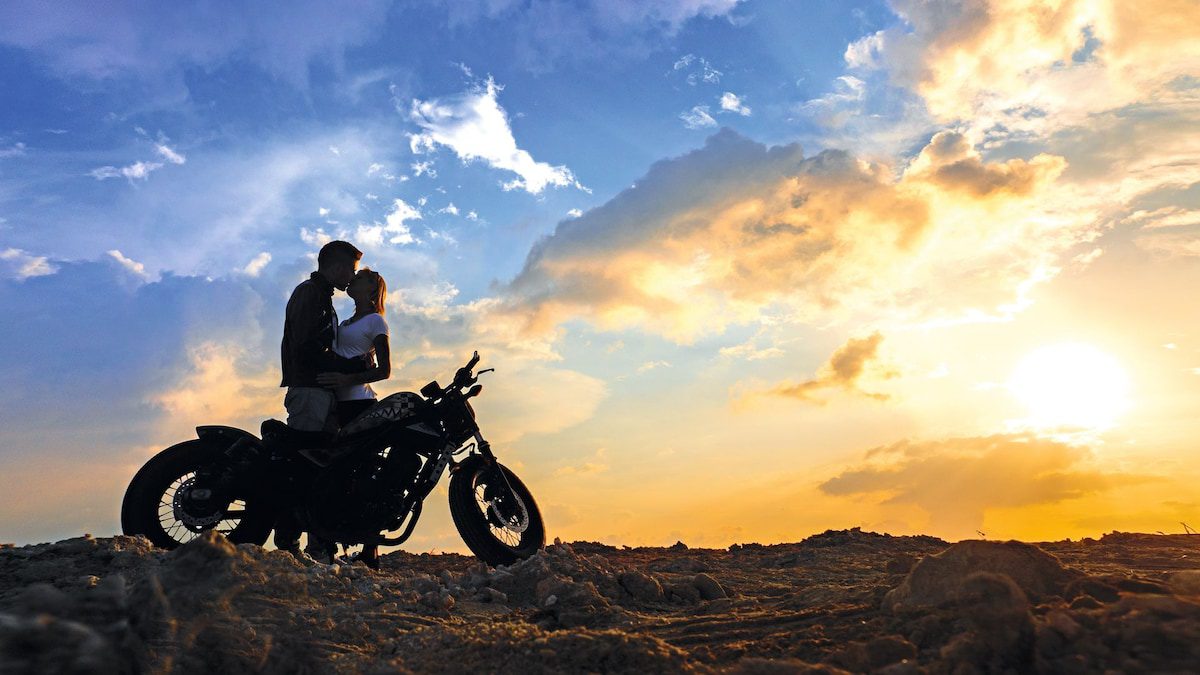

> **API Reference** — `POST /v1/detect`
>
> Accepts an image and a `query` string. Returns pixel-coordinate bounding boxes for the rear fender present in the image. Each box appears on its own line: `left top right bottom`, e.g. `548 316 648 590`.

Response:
196 425 259 449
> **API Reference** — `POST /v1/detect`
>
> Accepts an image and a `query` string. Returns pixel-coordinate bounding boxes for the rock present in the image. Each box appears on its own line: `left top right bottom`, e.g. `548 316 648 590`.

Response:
726 656 854 674
482 587 508 603
10 583 73 618
941 572 1035 671
664 581 702 604
618 571 664 602
885 540 1079 610
865 635 917 669
1065 576 1120 603
1168 569 1200 595
0 612 124 674
885 553 917 575
693 573 727 600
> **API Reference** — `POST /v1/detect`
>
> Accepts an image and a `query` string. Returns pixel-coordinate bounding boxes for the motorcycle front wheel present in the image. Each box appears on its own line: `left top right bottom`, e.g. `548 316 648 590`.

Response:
120 439 274 550
449 456 545 566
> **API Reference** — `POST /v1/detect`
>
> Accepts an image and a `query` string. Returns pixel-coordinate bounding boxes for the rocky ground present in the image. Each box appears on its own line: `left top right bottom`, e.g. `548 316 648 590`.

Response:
2 528 1199 673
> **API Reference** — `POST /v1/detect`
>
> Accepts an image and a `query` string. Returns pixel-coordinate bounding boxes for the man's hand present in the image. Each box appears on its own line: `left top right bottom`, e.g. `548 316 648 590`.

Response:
361 353 376 369
316 372 353 388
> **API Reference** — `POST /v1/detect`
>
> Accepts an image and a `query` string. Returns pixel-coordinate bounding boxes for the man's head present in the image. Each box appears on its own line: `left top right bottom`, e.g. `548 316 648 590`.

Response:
317 240 363 290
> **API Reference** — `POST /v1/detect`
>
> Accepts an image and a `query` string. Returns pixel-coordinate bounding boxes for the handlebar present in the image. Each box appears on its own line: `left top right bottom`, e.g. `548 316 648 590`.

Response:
434 351 491 400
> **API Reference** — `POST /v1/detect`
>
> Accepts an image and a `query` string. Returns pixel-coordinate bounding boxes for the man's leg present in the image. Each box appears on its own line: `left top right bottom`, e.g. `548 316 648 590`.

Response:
284 387 337 432
277 387 337 558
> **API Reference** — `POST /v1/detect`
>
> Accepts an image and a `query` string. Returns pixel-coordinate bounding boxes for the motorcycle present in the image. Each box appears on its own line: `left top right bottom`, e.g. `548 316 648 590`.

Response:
120 352 545 566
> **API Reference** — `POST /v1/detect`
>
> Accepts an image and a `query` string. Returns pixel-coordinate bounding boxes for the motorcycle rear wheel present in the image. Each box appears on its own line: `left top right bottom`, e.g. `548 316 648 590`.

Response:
449 457 545 566
121 439 274 550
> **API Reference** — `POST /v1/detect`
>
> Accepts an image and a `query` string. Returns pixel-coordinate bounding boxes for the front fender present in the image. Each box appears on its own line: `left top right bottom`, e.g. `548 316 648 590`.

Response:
196 425 259 448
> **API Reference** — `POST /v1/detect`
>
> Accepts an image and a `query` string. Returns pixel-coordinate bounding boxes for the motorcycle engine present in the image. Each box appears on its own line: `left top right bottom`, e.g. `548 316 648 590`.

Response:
307 447 422 536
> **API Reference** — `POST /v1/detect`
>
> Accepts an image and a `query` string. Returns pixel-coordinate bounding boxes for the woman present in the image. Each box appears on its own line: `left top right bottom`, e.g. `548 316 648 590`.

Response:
317 268 391 426
317 267 390 569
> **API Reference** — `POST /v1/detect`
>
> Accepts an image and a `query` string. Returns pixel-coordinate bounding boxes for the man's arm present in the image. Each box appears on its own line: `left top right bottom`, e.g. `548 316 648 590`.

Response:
288 285 367 374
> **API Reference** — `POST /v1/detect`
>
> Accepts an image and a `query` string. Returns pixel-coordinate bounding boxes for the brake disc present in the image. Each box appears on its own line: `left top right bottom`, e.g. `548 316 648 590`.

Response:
173 477 227 531
483 481 530 534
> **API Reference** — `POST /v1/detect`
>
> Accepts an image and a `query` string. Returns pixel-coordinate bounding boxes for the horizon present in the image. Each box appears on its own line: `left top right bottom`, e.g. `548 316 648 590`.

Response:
2 0 1199 552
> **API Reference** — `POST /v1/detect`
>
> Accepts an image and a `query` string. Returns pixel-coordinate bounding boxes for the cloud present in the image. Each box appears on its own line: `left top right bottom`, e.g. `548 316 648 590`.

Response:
680 105 718 129
438 3 743 73
0 248 57 279
672 53 723 85
554 448 609 477
567 208 583 218
820 433 1152 537
89 160 164 181
155 143 186 165
241 251 272 277
0 1 393 91
408 77 586 194
0 142 26 158
107 249 150 279
718 337 784 361
905 130 1067 197
761 332 894 404
497 128 1082 343
383 198 421 245
636 360 672 374
719 92 751 116
153 342 280 426
847 0 1200 128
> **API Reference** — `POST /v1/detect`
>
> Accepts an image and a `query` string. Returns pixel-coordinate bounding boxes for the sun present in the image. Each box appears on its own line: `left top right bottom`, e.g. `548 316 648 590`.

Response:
1007 343 1132 432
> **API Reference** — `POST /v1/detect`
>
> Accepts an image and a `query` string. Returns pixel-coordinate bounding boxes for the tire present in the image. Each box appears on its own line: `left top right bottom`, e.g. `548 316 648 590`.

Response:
449 457 545 566
121 439 274 550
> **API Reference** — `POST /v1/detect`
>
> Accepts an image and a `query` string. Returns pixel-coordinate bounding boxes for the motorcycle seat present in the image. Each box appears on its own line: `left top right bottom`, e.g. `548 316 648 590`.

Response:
260 419 334 447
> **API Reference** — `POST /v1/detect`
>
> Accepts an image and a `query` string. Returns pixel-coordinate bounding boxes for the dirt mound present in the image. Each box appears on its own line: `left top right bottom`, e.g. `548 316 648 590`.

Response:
384 622 700 674
884 539 1080 610
5 530 1200 672
431 541 731 628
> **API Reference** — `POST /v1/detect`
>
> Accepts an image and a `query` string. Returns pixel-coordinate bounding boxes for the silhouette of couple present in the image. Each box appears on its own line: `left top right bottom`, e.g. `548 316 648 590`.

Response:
275 240 391 567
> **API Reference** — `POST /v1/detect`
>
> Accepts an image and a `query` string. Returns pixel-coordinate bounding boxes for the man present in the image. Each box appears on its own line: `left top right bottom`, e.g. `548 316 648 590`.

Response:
274 240 368 563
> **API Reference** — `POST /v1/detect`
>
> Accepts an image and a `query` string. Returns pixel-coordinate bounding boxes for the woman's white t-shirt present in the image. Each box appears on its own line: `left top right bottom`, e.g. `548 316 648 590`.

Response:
332 312 389 401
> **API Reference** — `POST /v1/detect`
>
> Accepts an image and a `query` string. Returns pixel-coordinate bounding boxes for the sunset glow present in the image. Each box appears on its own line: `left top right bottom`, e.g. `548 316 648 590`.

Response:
1008 344 1132 433
1 0 1198 549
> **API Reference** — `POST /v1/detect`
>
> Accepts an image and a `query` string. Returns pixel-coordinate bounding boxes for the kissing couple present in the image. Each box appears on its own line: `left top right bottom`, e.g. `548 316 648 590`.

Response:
276 239 391 564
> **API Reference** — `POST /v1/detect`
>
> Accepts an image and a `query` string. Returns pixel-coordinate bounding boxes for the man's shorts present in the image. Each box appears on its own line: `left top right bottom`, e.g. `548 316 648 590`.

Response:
284 386 337 432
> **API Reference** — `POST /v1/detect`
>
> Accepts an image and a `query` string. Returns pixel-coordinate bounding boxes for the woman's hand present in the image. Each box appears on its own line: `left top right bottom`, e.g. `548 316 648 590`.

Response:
317 372 353 387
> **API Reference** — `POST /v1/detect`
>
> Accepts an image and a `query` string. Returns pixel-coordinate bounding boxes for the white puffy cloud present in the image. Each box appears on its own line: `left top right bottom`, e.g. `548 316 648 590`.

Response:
408 78 586 194
719 92 751 116
107 249 149 279
0 248 56 279
384 198 421 244
241 251 272 277
680 105 717 129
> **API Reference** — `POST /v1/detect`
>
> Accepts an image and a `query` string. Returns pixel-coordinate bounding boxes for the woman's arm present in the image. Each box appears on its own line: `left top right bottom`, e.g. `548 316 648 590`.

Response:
316 334 391 387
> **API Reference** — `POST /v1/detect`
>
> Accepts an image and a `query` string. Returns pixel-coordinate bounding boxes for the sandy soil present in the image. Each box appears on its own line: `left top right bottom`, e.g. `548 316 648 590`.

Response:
2 528 1199 673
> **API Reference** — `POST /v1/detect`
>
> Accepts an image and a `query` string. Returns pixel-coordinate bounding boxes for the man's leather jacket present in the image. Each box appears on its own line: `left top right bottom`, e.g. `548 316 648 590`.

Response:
280 272 365 387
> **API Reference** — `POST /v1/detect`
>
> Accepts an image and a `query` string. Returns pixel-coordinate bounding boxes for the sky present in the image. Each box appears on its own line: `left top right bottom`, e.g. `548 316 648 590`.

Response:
1 0 1199 550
